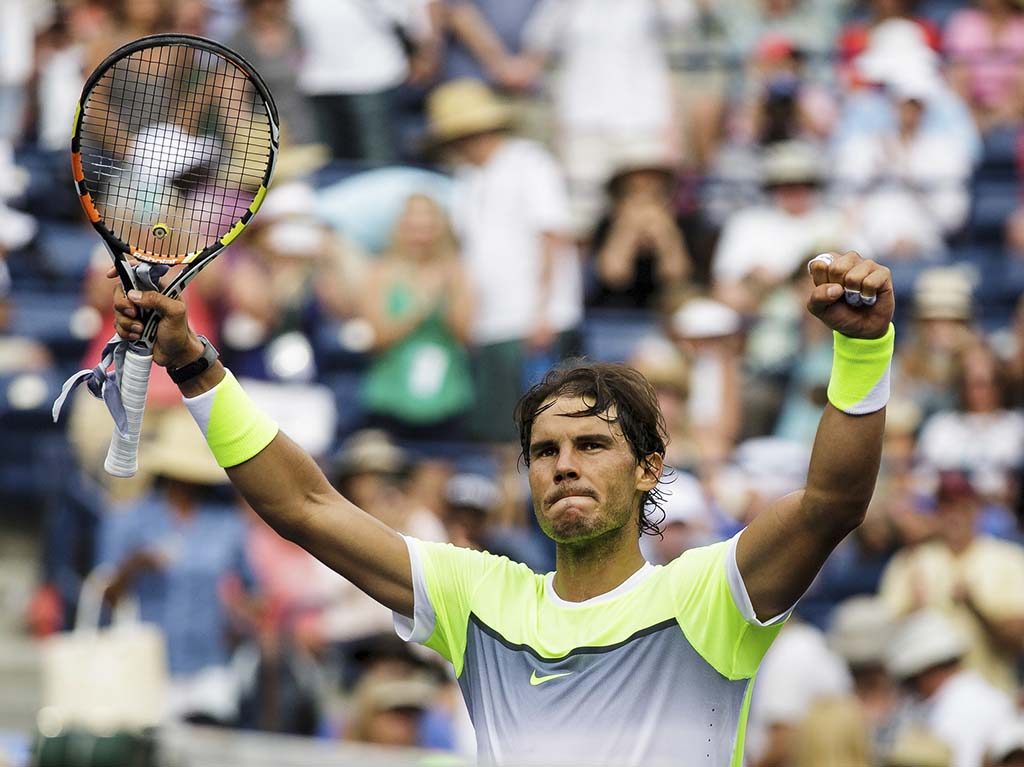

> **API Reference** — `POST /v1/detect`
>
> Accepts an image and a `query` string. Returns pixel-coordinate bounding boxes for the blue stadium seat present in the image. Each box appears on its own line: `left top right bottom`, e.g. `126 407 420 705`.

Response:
8 291 89 362
581 309 662 363
35 221 97 284
977 125 1019 184
967 179 1018 245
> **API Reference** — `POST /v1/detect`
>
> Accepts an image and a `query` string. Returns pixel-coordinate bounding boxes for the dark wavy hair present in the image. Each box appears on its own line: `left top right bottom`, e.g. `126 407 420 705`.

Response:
514 358 669 537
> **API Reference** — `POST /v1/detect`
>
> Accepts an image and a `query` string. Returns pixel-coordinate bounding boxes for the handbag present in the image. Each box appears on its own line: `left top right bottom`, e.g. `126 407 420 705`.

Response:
40 569 169 733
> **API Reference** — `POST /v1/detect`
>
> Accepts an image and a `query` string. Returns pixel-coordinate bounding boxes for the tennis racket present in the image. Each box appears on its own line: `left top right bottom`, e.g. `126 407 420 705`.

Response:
66 34 278 477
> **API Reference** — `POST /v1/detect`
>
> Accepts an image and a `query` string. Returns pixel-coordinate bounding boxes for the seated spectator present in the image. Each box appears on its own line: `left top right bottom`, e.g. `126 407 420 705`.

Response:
359 193 475 441
879 471 1024 694
945 0 1024 134
836 19 981 165
443 472 551 571
218 181 366 380
834 72 971 260
884 610 1017 767
836 0 942 88
668 298 744 471
712 140 861 315
916 344 1024 505
425 79 582 444
98 409 258 724
894 268 980 419
826 597 900 755
627 337 700 472
638 474 715 565
883 728 953 767
721 0 842 64
995 292 1024 405
589 146 692 309
790 697 873 767
344 670 441 748
521 0 691 231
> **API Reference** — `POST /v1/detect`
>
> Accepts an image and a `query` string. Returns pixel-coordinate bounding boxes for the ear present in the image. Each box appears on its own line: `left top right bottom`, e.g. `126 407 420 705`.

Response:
634 452 664 493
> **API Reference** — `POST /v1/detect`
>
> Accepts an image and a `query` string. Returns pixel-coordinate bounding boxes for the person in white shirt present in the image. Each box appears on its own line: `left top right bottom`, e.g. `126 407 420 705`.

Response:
884 610 1017 767
834 72 971 261
520 0 694 231
425 78 583 443
290 0 441 163
712 140 862 314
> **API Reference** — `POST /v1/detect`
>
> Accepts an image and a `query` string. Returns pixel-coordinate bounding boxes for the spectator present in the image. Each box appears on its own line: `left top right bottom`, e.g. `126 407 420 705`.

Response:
790 697 873 767
711 140 861 315
883 728 953 767
589 145 692 309
879 471 1024 693
359 193 475 441
627 337 700 472
945 0 1024 134
894 267 980 419
443 0 542 91
520 0 692 230
443 472 551 570
668 297 744 470
228 0 319 146
98 409 258 724
721 0 842 63
989 721 1024 767
426 78 582 443
217 182 365 381
638 473 714 565
884 610 1017 767
916 344 1024 503
836 19 981 165
834 71 972 260
0 0 53 142
344 670 440 747
290 0 441 163
826 596 901 755
836 0 942 88
997 292 1024 405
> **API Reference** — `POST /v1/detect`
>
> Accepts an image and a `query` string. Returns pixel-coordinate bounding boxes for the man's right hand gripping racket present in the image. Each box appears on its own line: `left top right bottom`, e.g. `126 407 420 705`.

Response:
52 34 279 477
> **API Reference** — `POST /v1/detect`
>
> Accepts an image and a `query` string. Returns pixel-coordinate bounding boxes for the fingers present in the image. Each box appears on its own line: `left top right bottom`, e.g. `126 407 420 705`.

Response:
807 282 845 315
808 251 890 304
125 289 186 320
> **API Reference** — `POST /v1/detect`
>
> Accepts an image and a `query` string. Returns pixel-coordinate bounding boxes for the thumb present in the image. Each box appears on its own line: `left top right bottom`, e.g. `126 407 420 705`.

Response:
807 283 843 315
126 289 185 319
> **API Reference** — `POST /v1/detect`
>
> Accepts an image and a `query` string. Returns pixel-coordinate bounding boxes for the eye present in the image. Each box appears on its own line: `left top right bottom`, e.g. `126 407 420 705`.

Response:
536 446 556 459
582 442 603 451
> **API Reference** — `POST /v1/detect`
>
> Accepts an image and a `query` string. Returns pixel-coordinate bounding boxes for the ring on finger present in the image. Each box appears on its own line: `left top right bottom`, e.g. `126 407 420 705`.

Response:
807 253 834 275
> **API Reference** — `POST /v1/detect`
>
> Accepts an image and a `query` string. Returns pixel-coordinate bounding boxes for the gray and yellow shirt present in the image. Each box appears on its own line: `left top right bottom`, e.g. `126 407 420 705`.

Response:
394 533 787 766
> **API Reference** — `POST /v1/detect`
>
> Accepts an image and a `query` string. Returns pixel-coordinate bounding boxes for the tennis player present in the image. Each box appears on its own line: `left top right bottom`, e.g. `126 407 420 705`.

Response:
112 250 894 765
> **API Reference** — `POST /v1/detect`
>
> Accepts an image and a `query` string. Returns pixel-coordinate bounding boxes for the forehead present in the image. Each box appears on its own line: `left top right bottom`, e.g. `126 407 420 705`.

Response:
530 395 623 442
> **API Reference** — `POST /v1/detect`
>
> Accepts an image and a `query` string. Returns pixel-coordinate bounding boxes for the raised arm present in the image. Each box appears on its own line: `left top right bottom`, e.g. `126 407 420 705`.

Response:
113 285 413 617
736 252 895 621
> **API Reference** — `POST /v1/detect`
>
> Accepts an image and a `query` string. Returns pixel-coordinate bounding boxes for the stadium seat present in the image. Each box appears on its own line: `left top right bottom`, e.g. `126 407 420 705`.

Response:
967 178 1018 245
581 309 663 363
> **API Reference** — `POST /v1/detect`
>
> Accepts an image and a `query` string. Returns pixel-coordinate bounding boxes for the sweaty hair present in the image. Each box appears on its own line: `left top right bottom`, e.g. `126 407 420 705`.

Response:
514 359 669 537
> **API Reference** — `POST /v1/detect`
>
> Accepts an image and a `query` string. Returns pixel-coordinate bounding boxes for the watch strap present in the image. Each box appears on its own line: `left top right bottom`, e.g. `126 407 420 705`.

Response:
168 335 219 384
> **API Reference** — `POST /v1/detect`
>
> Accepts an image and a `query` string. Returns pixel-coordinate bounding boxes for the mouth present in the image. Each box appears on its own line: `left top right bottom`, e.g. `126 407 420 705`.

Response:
545 487 597 509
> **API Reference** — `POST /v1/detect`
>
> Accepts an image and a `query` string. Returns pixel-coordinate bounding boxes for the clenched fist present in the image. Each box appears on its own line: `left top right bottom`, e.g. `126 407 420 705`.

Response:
806 251 894 340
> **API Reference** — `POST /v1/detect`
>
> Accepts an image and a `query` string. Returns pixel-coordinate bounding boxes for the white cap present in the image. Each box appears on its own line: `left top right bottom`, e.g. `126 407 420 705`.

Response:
128 123 221 183
855 19 939 86
446 473 500 512
659 471 709 526
989 720 1024 764
885 610 968 680
671 298 741 339
258 182 319 222
828 596 893 666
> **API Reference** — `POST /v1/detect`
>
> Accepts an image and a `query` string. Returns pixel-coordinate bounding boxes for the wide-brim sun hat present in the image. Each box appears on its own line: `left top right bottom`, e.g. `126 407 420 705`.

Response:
425 78 514 146
884 609 968 680
139 407 229 486
827 596 893 667
761 140 823 187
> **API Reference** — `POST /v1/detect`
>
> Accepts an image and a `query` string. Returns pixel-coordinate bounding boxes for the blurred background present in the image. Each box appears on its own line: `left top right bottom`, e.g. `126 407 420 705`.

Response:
3 0 1024 765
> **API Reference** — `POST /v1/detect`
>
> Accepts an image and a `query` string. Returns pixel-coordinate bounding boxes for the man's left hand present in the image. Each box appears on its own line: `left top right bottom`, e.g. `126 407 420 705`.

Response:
807 251 894 340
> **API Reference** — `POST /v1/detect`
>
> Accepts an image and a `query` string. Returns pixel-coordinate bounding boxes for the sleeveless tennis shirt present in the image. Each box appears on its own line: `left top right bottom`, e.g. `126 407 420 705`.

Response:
394 533 788 766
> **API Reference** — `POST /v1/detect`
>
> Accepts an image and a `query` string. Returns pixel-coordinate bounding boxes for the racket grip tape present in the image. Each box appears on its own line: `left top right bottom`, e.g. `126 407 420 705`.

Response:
104 348 154 477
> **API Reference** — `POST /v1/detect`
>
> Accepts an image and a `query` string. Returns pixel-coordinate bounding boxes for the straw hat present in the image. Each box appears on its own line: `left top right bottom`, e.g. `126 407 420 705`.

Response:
762 141 823 188
334 429 407 479
884 727 952 767
604 139 678 193
827 596 893 667
913 267 974 321
139 407 228 485
425 79 513 145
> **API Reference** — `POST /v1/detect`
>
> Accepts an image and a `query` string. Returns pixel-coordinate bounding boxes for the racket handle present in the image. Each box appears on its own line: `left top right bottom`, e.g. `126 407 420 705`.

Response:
104 347 154 478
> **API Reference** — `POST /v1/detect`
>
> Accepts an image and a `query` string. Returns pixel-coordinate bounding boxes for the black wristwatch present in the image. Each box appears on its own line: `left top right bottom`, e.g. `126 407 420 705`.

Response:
168 335 219 384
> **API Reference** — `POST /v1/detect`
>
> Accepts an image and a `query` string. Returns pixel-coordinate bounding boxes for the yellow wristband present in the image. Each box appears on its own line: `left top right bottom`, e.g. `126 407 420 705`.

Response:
182 369 279 468
827 323 895 415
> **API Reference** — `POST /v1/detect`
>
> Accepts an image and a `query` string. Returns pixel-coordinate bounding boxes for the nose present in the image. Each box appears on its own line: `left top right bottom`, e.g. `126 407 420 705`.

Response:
553 447 580 483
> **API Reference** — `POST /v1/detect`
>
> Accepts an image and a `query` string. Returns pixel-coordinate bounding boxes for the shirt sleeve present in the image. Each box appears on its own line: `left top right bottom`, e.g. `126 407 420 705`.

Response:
393 536 514 675
669 532 790 680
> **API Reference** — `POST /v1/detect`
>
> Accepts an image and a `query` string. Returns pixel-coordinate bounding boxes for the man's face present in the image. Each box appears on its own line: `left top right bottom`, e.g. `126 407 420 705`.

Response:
526 395 661 544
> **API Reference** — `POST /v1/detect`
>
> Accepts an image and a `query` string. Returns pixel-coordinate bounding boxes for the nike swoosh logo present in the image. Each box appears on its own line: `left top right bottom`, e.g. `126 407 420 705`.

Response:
530 670 572 686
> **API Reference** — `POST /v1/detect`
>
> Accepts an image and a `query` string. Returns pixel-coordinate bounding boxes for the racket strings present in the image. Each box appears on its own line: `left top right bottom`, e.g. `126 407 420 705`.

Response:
79 42 272 261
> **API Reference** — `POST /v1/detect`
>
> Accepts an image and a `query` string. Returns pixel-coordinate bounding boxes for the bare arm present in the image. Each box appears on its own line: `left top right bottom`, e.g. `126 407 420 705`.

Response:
737 252 894 620
113 284 414 617
446 1 512 81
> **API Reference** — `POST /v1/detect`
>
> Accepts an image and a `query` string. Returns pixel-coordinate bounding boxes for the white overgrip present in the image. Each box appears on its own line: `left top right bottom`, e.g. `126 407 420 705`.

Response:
103 347 153 477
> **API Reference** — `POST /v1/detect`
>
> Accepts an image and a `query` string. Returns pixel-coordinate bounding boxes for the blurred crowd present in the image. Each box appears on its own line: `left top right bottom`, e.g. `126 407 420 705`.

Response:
3 0 1024 765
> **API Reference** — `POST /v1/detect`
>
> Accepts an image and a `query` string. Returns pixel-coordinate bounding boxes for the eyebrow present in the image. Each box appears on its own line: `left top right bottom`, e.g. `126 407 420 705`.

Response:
528 433 615 456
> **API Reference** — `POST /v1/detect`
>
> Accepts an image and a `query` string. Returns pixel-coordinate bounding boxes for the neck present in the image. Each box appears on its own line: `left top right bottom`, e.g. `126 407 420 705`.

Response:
552 526 646 602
